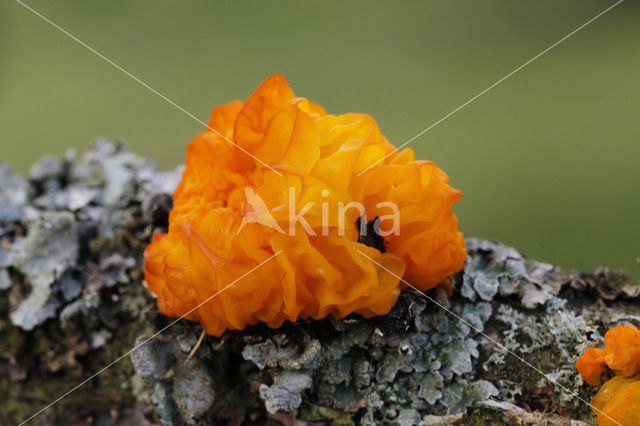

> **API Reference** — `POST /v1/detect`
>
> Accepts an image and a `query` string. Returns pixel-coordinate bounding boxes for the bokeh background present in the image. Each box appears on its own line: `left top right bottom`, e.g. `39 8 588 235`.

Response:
1 0 638 278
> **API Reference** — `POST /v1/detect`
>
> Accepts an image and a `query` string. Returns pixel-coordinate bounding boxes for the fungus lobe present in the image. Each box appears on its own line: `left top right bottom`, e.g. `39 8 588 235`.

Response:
577 324 640 425
144 74 466 336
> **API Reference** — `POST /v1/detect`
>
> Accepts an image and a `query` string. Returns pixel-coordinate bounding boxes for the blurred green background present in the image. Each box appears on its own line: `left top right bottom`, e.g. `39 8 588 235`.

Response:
1 0 638 278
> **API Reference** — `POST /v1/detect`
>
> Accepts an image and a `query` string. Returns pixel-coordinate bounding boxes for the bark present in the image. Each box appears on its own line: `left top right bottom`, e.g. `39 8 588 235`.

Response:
1 141 638 426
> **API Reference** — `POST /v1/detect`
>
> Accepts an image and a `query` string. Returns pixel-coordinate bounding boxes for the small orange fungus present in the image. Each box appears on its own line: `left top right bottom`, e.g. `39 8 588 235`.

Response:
143 74 467 336
577 324 640 425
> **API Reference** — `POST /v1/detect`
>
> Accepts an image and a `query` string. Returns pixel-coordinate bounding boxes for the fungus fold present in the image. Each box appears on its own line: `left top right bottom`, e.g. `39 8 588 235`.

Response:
577 324 640 425
144 74 467 336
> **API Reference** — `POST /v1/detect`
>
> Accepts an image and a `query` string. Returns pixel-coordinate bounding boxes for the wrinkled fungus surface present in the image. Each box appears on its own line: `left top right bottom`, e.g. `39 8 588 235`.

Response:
577 324 640 425
144 74 466 336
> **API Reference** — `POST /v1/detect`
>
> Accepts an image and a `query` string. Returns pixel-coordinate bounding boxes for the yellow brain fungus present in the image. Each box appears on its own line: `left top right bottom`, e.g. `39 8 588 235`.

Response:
143 74 467 336
577 324 640 425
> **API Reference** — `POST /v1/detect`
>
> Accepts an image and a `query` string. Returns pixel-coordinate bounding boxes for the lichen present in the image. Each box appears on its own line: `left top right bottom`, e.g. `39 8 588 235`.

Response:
0 163 30 224
119 234 640 424
130 332 216 425
0 141 182 424
1 142 638 425
9 211 78 330
259 370 313 414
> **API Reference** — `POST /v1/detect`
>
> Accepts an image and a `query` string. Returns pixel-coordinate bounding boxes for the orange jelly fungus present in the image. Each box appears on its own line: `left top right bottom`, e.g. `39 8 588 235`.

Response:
577 324 640 425
143 74 467 336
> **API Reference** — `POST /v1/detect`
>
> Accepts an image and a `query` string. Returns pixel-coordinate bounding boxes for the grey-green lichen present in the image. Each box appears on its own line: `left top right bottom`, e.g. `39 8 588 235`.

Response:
9 211 77 330
1 142 639 425
0 141 181 424
129 237 639 425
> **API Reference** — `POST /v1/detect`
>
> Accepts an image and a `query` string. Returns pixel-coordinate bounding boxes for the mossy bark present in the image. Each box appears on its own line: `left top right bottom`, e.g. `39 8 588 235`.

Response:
1 143 638 426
